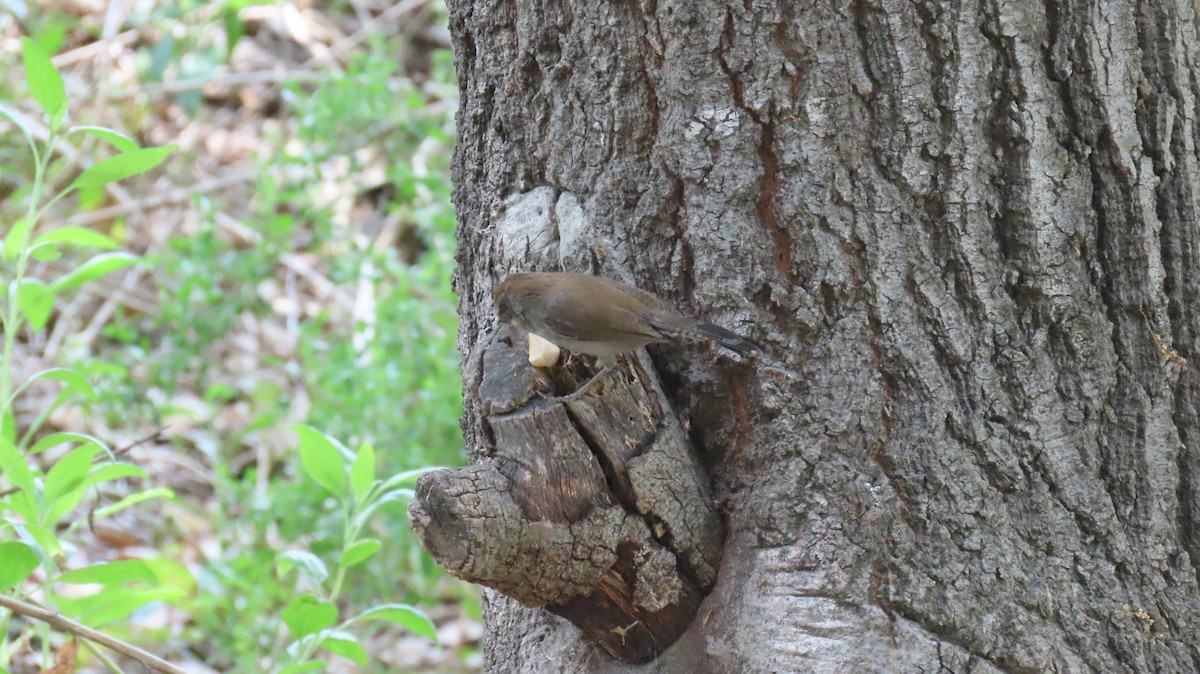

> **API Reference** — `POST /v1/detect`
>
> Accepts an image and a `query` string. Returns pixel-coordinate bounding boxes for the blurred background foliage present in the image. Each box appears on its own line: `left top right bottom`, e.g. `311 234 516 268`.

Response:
0 0 474 671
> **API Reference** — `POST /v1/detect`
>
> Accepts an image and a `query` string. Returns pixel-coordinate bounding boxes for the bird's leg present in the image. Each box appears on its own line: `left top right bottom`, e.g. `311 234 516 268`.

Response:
541 365 613 403
540 355 619 403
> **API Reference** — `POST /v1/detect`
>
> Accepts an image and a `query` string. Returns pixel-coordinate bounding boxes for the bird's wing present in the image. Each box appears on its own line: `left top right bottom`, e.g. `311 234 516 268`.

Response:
543 295 664 342
617 284 675 314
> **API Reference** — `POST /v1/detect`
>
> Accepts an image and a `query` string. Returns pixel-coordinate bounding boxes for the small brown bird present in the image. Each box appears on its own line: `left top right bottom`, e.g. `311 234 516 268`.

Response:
495 272 760 398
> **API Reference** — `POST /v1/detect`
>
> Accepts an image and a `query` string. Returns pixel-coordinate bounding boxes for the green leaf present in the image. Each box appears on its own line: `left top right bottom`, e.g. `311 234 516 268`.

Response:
80 462 147 490
17 523 62 561
0 542 39 591
16 278 54 331
282 595 338 637
78 184 105 210
349 443 375 502
4 217 32 261
58 587 185 626
319 630 367 666
277 550 329 584
21 37 65 129
352 603 437 640
47 462 148 524
70 460 146 498
28 431 104 456
141 557 196 594
0 436 19 467
70 126 139 152
0 436 34 498
0 496 36 529
57 559 156 585
94 488 175 518
3 489 37 525
39 369 100 402
51 106 67 132
29 242 62 261
43 444 101 503
339 539 381 568
48 251 139 292
68 145 176 191
292 425 347 496
33 226 119 251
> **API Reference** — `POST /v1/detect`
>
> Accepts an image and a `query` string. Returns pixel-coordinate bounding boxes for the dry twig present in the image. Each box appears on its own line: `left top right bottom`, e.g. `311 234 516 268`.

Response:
0 594 190 674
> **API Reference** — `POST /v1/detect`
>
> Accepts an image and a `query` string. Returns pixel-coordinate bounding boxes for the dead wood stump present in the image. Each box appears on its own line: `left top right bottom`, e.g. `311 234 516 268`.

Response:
408 325 725 663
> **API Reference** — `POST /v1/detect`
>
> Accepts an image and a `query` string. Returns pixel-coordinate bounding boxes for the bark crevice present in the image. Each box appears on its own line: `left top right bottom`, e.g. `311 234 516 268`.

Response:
441 0 1200 670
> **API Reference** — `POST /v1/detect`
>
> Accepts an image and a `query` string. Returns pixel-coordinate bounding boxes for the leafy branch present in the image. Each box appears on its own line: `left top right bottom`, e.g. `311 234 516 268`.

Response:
0 36 180 673
274 426 439 672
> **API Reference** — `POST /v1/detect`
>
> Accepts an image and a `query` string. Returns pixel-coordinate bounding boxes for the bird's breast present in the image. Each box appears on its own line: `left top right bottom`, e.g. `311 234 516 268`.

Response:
531 333 633 359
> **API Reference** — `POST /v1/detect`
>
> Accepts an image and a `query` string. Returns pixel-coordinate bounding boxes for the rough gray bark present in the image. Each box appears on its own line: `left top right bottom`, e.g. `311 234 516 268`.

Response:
410 325 723 662
433 0 1200 671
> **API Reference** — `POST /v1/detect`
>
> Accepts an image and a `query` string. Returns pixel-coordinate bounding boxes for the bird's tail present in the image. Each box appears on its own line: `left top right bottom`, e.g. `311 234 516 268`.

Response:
695 322 762 356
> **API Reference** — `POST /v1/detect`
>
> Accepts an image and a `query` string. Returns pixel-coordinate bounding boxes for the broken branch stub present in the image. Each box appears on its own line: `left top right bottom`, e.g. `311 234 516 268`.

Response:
408 325 725 663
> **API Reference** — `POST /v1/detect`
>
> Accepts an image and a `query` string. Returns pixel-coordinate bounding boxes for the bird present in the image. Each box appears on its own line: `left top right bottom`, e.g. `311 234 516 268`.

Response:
494 271 761 400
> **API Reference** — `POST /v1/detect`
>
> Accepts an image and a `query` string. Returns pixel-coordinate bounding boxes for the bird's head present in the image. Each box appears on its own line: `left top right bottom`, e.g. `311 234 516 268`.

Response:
494 273 537 325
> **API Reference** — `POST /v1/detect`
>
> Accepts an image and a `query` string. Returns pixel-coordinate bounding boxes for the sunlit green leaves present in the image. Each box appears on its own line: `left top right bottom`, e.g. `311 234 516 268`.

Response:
3 16 194 664
0 542 39 591
28 432 102 457
282 595 338 637
316 630 366 666
43 444 103 504
4 250 143 337
57 559 157 585
349 442 374 502
3 217 33 261
293 425 348 496
3 15 460 672
69 125 139 152
39 369 100 401
53 558 192 626
273 429 439 669
15 522 62 562
21 36 66 130
277 550 329 584
93 488 175 518
33 226 119 251
30 433 147 525
15 278 53 330
49 251 140 292
339 539 381 568
29 242 62 262
68 145 178 192
0 435 36 500
352 603 437 640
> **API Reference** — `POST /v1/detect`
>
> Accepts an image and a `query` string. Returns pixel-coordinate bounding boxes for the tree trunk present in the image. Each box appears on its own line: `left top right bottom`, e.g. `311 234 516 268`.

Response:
416 0 1200 671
